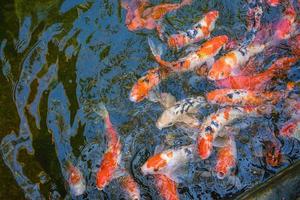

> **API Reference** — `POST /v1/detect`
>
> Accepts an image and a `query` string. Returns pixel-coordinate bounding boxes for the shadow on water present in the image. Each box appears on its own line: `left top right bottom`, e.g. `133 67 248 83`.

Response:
0 0 299 199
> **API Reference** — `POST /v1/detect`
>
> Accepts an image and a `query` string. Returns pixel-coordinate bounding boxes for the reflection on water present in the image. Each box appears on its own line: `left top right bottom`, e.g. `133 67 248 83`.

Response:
0 0 299 199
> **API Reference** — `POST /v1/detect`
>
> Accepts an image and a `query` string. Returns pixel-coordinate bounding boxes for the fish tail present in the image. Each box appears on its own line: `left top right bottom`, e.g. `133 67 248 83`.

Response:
181 0 193 6
95 103 109 119
148 37 170 68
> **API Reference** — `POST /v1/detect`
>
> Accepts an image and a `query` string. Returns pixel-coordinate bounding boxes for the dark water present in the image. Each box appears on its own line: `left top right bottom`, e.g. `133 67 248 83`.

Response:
0 0 299 199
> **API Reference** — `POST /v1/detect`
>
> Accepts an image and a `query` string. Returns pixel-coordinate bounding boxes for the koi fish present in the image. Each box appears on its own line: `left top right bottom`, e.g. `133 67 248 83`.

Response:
165 10 219 49
206 88 289 107
119 175 141 200
154 93 207 129
122 0 192 31
129 67 170 102
280 99 300 140
197 106 271 159
263 140 282 167
266 0 280 6
141 145 194 182
273 2 296 41
95 104 122 190
149 35 228 72
215 56 298 90
215 135 237 179
154 174 179 200
67 162 86 196
208 42 266 80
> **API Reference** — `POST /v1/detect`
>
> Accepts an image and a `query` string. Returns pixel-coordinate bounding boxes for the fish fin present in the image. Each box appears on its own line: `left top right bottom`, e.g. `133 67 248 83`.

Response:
113 168 127 180
213 136 229 147
148 37 163 58
205 57 215 68
160 93 177 108
154 144 166 154
227 175 242 189
177 114 200 128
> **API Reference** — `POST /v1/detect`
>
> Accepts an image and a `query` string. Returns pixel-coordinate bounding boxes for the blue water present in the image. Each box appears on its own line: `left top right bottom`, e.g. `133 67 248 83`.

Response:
0 0 299 199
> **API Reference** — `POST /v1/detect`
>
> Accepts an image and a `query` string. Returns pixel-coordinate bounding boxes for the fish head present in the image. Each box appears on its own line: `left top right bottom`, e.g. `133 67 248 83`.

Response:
141 153 169 175
130 68 160 102
215 146 235 179
197 134 214 159
156 110 177 129
68 165 86 196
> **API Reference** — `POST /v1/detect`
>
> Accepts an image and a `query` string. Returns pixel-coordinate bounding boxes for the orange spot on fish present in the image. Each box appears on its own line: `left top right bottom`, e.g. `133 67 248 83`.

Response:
146 154 167 170
154 174 179 200
197 134 214 159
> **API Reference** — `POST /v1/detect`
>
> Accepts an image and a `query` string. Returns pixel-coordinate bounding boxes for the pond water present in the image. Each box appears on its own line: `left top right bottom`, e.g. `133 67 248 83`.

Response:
0 0 299 199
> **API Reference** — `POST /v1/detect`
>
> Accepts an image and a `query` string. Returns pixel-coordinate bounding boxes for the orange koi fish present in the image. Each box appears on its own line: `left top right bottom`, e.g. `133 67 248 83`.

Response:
141 145 194 182
67 162 86 196
214 56 298 90
273 2 296 41
122 0 192 31
215 135 237 179
95 104 122 190
206 89 289 107
197 106 271 159
120 175 141 200
149 35 228 72
166 10 219 49
129 67 170 102
154 174 179 200
208 42 266 80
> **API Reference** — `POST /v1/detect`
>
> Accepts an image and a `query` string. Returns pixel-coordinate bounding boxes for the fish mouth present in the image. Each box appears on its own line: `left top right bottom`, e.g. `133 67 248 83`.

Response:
129 94 138 102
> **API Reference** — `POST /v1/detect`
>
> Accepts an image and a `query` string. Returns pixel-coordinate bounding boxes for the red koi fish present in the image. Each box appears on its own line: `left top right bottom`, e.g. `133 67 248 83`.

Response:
215 56 298 90
120 175 141 200
129 67 170 102
215 135 237 179
166 10 219 49
67 162 86 196
273 2 296 41
122 0 192 31
141 145 194 182
149 35 228 72
95 104 122 190
197 106 271 159
154 174 179 200
206 88 290 107
208 42 266 80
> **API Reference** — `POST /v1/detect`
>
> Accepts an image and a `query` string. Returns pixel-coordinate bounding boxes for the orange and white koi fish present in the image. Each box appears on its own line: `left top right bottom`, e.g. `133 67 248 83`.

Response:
141 145 194 182
208 42 266 80
165 10 219 49
122 0 192 31
280 99 300 140
215 135 237 179
197 106 271 159
95 104 122 190
67 162 86 196
120 175 141 200
214 56 298 90
154 174 179 200
154 93 207 129
206 88 289 107
273 2 296 41
149 35 228 72
129 67 170 102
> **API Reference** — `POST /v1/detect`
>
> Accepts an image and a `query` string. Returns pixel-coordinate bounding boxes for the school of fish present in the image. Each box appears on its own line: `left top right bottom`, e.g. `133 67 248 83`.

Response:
64 0 300 199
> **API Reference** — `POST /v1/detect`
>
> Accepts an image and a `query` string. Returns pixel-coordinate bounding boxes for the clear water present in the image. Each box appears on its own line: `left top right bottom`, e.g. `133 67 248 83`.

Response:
0 0 299 199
